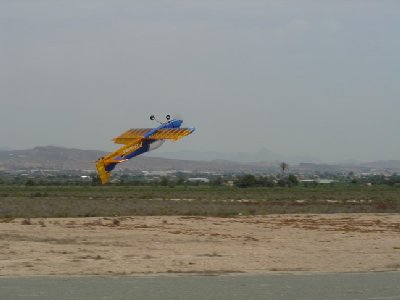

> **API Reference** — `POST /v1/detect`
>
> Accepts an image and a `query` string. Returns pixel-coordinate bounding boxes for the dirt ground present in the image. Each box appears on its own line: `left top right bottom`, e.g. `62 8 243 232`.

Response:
1 214 400 276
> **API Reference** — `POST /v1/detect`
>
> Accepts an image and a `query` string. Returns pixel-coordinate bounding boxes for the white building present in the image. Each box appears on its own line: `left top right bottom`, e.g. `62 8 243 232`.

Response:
187 178 210 183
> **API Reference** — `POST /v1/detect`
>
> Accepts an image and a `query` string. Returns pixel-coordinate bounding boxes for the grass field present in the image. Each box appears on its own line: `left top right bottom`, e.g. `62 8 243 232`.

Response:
0 185 399 218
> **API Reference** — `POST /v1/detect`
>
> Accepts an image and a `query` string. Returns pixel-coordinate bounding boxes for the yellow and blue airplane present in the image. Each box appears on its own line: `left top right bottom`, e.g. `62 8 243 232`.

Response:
96 115 195 184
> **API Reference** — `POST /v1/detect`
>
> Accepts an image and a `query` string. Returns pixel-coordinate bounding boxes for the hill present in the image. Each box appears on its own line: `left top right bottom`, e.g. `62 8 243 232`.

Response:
0 146 399 174
0 146 278 173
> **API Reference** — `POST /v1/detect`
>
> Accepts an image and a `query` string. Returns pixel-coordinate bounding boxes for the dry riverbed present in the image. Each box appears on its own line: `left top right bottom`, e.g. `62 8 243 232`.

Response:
1 214 400 276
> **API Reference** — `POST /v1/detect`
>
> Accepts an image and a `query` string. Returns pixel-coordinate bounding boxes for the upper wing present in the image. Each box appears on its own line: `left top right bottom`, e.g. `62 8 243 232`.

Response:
112 128 152 144
151 128 195 141
113 128 194 144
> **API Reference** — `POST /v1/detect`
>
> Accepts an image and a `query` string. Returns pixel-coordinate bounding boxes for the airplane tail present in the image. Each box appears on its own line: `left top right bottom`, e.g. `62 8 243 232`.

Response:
95 139 143 184
96 159 111 184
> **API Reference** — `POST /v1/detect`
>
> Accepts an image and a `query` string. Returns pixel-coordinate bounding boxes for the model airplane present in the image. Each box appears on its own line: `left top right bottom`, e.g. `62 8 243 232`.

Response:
96 115 195 184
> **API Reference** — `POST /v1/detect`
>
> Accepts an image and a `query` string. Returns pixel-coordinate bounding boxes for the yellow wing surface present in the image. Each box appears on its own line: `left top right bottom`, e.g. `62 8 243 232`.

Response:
113 128 194 144
151 128 194 140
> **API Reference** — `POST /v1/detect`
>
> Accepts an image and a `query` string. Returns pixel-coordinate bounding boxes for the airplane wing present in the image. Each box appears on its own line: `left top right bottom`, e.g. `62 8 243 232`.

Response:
112 128 152 144
113 128 194 144
151 128 195 141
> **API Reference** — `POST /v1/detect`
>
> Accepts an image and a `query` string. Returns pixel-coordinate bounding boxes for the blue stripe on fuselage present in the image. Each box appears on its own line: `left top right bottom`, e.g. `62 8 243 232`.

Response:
105 162 117 172
124 139 151 159
106 140 152 172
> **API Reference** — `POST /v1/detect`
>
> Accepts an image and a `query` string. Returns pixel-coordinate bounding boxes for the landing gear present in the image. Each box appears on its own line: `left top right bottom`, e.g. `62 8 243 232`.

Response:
150 114 171 123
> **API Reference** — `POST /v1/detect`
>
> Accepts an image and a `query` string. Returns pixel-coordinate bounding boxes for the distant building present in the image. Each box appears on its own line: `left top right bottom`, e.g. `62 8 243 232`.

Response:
142 170 176 176
226 180 234 187
300 179 335 184
317 179 335 184
110 178 121 184
187 178 210 183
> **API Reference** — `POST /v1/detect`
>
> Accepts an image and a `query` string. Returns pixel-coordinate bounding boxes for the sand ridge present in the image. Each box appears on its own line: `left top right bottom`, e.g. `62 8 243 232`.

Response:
1 214 400 276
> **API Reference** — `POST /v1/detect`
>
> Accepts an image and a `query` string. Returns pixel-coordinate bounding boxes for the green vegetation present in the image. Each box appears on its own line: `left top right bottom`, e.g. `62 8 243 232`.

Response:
0 184 399 218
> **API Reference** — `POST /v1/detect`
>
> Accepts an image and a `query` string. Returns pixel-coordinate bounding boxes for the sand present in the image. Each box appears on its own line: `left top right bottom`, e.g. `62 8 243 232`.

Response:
1 214 400 276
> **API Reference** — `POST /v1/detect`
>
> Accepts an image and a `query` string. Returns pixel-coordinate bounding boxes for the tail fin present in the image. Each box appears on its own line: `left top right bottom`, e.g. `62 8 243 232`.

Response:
96 159 111 184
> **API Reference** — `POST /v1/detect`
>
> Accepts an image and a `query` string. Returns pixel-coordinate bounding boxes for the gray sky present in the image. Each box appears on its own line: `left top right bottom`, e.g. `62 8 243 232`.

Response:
1 1 399 162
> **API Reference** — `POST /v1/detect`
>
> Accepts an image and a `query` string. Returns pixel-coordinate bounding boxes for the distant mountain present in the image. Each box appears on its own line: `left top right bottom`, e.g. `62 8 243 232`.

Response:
360 160 400 170
148 148 322 164
332 159 362 165
285 155 322 164
147 148 281 162
0 146 398 174
0 146 106 171
0 146 279 173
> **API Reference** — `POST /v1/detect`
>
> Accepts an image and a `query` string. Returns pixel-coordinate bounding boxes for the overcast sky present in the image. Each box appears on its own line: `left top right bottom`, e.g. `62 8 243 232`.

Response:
1 1 399 162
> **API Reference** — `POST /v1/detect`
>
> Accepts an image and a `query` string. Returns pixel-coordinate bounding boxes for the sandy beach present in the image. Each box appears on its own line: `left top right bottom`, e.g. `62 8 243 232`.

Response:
1 214 400 276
